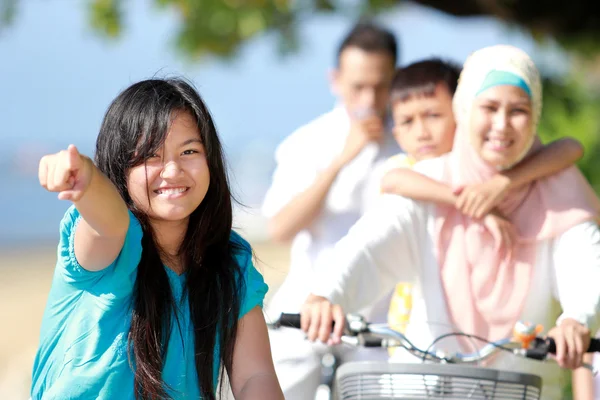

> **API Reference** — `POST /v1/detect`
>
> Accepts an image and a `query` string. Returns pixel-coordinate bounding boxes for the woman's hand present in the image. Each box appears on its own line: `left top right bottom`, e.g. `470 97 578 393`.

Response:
454 174 511 219
300 294 345 345
482 211 517 253
38 144 93 202
547 318 591 369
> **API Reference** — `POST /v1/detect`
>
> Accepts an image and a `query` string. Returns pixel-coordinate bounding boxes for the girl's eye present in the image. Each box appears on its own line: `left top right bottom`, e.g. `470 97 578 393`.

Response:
182 149 199 155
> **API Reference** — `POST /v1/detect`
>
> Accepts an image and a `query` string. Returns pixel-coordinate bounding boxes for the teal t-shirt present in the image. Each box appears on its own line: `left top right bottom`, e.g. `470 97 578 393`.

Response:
31 206 268 399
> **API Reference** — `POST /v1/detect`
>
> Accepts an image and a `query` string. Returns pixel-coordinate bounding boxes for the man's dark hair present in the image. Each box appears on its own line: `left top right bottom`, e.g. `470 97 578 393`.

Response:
390 58 462 102
336 22 398 66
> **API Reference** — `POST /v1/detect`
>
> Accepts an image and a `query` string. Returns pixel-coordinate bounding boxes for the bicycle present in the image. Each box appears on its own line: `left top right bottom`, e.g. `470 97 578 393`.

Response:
270 313 600 399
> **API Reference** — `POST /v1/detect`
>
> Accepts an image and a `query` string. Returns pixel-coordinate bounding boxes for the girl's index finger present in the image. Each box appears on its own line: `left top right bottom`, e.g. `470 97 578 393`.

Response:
66 145 82 170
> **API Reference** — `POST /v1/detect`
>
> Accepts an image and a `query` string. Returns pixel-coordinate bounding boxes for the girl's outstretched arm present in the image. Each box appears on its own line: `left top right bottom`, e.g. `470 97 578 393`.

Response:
228 307 284 400
39 144 129 272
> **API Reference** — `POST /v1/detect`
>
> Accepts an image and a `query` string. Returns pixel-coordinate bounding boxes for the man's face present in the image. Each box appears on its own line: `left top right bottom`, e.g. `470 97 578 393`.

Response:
332 47 396 120
391 83 456 161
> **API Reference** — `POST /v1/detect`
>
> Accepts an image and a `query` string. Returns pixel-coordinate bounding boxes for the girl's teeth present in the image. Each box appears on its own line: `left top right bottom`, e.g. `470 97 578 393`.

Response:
158 188 186 194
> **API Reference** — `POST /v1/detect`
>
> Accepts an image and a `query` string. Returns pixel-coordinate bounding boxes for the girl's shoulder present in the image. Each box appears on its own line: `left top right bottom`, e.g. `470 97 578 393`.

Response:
229 230 268 316
229 230 253 266
229 230 251 251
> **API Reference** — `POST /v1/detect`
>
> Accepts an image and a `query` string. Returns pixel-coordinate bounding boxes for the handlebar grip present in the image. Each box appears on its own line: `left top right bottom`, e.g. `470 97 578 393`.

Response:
363 336 383 347
278 313 302 329
545 337 600 354
589 338 600 353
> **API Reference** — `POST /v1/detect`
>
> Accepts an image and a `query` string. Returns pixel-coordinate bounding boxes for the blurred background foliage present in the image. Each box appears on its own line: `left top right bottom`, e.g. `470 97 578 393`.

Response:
2 0 600 191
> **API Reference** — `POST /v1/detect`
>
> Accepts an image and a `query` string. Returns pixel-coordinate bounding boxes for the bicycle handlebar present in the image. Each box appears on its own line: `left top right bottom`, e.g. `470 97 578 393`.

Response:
272 313 600 365
277 313 302 329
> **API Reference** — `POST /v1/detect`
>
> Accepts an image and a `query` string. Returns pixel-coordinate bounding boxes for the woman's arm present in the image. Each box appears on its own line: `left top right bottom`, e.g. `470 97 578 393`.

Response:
229 307 284 400
550 221 600 371
553 221 600 331
381 168 456 206
304 194 425 344
571 354 595 400
312 194 423 312
39 145 129 271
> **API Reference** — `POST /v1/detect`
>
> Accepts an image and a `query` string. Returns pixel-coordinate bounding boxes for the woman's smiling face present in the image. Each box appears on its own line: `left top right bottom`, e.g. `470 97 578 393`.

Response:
469 85 533 169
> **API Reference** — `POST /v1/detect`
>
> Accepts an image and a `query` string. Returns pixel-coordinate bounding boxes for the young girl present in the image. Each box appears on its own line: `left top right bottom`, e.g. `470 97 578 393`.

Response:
32 79 284 399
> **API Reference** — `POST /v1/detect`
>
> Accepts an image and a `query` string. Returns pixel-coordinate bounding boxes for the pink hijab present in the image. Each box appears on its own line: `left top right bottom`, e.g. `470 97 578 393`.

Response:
436 45 600 350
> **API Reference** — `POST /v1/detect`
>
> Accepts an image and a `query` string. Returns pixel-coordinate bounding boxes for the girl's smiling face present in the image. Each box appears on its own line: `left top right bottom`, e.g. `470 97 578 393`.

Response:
127 111 210 225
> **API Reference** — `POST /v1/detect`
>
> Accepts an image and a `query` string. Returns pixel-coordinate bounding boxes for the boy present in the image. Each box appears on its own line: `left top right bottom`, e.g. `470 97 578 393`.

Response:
383 58 583 215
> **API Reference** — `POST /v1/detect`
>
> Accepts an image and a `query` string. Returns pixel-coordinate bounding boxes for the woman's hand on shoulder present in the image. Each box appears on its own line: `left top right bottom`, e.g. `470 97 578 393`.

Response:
39 144 93 202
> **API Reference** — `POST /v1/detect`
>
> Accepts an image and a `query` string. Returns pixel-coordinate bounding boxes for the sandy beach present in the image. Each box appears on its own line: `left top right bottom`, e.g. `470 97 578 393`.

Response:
0 241 290 399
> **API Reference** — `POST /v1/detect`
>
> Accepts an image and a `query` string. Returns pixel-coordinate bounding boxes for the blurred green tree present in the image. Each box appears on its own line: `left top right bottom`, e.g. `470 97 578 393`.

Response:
83 0 600 60
2 0 599 192
3 0 600 59
540 73 600 193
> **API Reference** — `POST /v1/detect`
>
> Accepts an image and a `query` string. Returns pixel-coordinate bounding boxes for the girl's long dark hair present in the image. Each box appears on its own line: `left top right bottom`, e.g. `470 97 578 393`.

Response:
94 78 243 399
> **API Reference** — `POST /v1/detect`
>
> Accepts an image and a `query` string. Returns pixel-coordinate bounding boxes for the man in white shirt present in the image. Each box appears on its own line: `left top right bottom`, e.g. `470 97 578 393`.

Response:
262 22 400 399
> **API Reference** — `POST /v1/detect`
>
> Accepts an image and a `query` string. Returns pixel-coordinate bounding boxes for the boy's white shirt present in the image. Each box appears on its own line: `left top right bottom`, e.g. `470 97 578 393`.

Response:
261 106 400 321
361 152 417 213
312 156 600 400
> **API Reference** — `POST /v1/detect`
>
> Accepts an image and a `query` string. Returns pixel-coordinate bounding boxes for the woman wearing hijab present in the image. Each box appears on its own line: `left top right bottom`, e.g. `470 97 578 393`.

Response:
300 45 600 399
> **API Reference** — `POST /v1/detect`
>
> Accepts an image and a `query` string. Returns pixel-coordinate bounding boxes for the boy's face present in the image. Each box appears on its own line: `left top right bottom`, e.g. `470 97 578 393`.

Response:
391 83 456 162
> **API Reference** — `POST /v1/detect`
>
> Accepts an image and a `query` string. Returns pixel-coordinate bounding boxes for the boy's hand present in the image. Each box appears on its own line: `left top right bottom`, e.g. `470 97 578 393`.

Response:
482 211 517 254
454 174 511 219
39 144 93 202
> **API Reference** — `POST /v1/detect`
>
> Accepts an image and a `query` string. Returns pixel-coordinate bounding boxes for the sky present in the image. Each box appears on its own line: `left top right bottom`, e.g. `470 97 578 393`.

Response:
0 0 568 243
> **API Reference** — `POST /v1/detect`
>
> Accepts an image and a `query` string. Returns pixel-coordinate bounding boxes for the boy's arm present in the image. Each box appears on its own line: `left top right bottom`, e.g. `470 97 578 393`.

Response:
381 163 518 250
381 168 456 206
455 137 584 219
503 137 584 190
380 138 583 215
